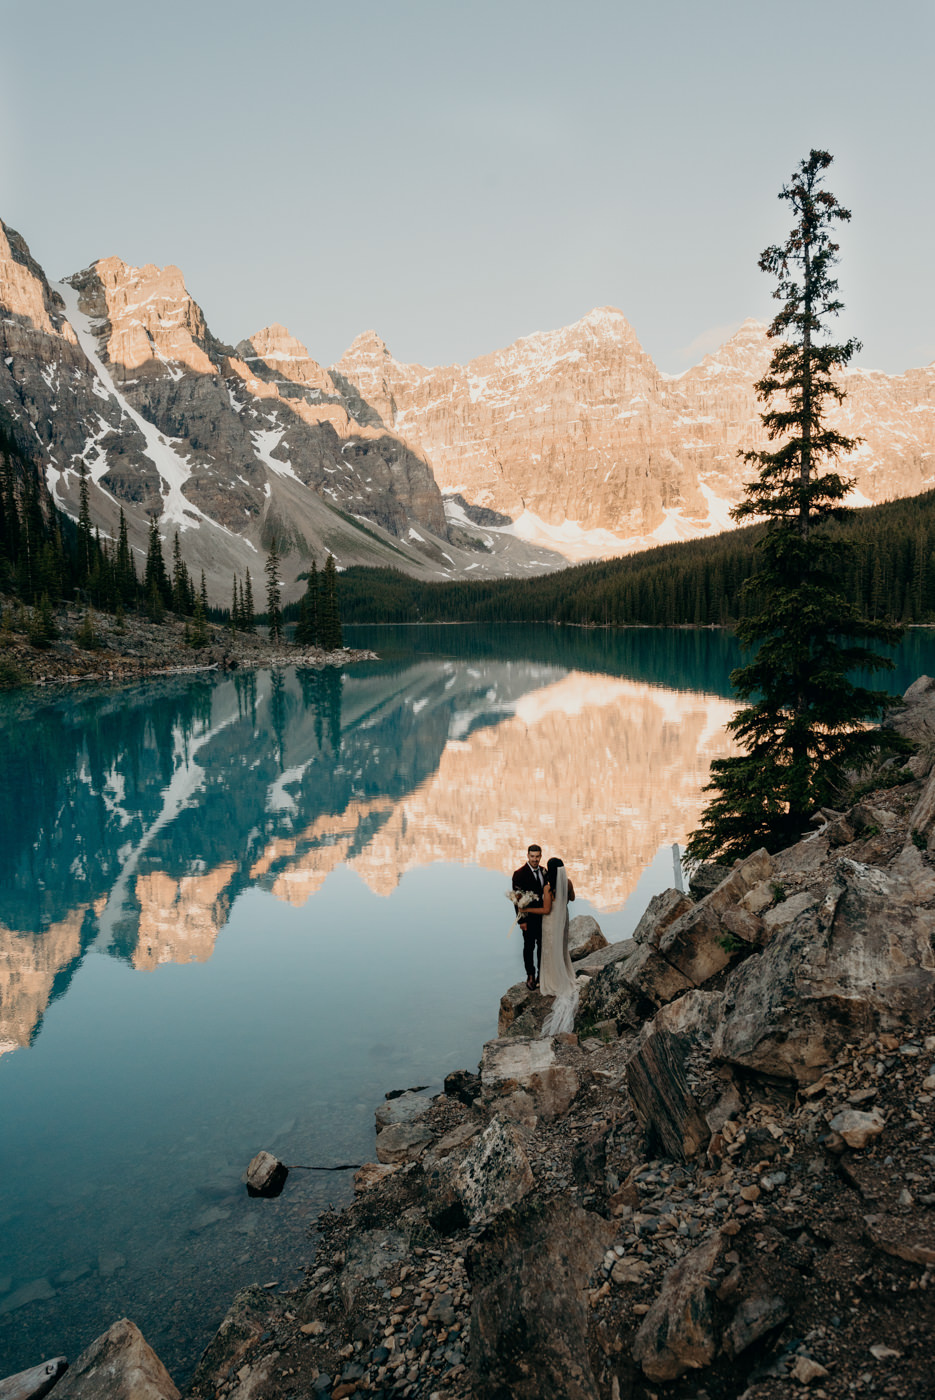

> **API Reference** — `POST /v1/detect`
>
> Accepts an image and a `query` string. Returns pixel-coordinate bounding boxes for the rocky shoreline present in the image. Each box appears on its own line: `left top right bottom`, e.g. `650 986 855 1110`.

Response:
0 603 375 689
5 679 935 1400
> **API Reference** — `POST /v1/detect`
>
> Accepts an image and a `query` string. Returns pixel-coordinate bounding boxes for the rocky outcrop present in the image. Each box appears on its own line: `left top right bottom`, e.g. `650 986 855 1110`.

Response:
49 1320 178 1400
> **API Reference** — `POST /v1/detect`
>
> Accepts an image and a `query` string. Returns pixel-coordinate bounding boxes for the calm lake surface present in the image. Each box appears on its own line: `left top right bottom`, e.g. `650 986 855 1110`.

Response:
1 624 933 1380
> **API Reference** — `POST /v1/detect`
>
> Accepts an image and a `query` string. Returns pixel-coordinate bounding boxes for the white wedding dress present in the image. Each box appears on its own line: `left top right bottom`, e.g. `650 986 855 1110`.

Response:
539 865 578 1036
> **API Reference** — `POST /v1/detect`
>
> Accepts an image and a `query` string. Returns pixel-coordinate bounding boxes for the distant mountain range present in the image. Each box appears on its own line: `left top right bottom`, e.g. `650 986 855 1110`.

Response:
1 217 933 602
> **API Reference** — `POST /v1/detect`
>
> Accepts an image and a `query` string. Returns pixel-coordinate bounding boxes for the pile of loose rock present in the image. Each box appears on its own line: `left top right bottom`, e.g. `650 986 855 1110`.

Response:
7 677 935 1400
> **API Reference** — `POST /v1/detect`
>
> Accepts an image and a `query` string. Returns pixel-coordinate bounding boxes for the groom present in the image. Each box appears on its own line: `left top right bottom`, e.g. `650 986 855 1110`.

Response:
512 843 546 991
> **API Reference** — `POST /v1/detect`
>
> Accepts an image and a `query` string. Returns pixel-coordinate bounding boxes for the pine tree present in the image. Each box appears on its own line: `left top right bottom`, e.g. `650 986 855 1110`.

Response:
265 543 283 643
230 576 239 634
115 508 137 606
171 533 191 615
320 553 342 650
76 465 94 585
687 151 908 863
243 569 256 632
294 559 319 646
143 518 171 615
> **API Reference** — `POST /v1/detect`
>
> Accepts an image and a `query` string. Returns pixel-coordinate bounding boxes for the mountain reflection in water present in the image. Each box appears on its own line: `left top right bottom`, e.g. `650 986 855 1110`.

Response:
0 644 735 1059
3 624 929 1380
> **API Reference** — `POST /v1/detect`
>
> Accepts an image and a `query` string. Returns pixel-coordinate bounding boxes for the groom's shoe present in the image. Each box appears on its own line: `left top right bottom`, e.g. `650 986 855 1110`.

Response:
526 975 535 990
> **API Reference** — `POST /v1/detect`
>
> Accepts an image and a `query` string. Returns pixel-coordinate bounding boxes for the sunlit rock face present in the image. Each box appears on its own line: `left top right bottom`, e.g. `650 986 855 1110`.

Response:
255 675 736 913
335 312 935 555
0 909 86 1056
132 865 237 970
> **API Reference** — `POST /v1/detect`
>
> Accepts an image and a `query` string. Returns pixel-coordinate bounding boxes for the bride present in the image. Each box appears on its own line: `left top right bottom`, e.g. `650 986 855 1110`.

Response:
527 856 579 1036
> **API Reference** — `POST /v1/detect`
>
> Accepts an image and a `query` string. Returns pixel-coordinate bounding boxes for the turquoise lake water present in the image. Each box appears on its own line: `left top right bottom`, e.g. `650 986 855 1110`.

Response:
1 624 932 1380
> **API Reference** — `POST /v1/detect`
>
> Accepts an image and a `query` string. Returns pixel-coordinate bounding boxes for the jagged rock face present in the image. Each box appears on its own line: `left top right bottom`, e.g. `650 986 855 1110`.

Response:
337 308 708 536
336 310 935 547
65 256 449 541
0 221 466 600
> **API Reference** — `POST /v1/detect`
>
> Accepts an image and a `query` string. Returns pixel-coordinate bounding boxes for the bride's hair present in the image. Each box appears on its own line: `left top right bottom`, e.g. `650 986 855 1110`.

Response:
546 856 564 886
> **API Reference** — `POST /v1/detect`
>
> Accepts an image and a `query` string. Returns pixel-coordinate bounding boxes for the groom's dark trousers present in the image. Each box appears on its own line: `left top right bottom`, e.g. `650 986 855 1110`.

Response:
512 863 544 983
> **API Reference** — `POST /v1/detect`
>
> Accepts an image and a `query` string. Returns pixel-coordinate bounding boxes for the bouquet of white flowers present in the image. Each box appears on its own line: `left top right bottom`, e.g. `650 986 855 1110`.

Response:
505 888 536 936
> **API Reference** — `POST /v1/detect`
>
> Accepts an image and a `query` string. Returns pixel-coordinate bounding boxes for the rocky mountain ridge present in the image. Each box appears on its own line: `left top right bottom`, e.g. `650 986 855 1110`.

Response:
2 215 933 600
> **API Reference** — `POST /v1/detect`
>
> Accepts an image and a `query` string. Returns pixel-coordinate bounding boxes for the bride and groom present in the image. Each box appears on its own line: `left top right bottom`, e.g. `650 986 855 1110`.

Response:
512 843 579 1036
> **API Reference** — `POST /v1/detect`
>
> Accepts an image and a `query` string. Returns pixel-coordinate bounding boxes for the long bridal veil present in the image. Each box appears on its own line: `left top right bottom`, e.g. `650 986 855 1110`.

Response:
541 863 578 1037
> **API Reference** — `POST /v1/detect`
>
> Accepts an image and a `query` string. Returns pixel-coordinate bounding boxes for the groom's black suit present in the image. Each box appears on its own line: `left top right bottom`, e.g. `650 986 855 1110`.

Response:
512 861 546 983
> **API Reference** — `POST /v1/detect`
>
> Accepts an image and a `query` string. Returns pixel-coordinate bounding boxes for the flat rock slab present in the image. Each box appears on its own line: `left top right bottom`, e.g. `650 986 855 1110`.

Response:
374 1091 433 1132
375 1122 434 1164
481 1037 555 1086
575 939 635 977
51 1319 179 1400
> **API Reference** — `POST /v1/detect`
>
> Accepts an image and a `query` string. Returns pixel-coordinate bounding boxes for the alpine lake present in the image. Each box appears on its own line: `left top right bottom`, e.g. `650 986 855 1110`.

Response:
2 623 934 1382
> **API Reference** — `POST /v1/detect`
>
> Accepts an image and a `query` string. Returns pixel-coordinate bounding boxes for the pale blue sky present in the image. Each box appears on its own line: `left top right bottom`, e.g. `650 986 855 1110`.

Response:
3 0 933 374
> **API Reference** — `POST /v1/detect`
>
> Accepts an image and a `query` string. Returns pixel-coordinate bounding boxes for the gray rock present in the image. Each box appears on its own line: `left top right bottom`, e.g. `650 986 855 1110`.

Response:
375 1122 434 1165
632 888 694 946
567 915 608 960
244 1151 288 1198
0 1358 69 1400
481 1036 555 1087
632 1234 723 1380
619 942 695 1007
454 1119 535 1226
714 858 935 1084
469 1202 613 1400
374 1090 433 1132
49 1320 179 1400
658 848 773 985
688 861 731 900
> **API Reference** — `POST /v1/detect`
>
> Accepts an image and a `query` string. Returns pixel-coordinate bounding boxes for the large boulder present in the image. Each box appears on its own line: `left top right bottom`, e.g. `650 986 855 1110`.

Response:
452 1118 535 1226
619 942 695 1008
375 1122 434 1164
567 915 608 960
50 1320 178 1400
632 1234 723 1380
374 1090 433 1132
892 674 935 776
713 857 935 1084
626 1027 710 1161
632 888 694 945
467 1201 613 1400
187 1288 283 1399
657 849 773 985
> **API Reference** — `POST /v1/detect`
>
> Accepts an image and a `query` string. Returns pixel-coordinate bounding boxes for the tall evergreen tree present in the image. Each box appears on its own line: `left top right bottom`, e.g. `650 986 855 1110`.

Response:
294 559 320 646
320 553 343 650
265 543 283 643
115 507 137 606
243 569 256 633
687 151 908 862
171 533 192 614
143 518 172 613
76 464 94 586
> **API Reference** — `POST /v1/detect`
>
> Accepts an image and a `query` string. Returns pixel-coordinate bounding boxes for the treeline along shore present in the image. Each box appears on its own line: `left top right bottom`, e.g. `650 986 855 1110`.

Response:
337 489 935 629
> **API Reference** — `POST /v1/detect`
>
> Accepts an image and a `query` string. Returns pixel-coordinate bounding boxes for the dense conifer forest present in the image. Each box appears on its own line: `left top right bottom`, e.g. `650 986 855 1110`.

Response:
337 490 935 628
